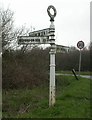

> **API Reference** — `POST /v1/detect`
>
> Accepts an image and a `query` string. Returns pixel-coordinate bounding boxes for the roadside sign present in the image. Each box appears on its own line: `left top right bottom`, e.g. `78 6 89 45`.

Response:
77 40 85 76
29 28 50 37
77 41 84 49
18 36 55 44
17 5 57 107
56 44 69 53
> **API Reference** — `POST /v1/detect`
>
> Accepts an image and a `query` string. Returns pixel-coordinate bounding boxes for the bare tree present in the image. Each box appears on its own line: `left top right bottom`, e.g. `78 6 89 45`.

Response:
13 25 31 52
0 8 14 53
0 8 31 53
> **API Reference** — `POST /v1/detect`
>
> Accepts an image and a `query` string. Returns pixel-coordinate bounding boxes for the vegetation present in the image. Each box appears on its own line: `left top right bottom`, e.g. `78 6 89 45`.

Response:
2 48 49 89
0 7 31 54
0 80 1 116
1 7 91 119
2 75 90 118
56 70 91 75
2 47 91 89
56 48 90 71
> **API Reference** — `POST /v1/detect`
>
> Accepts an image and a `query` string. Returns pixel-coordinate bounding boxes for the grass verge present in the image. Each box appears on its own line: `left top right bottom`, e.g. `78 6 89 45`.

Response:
56 70 91 75
2 75 91 118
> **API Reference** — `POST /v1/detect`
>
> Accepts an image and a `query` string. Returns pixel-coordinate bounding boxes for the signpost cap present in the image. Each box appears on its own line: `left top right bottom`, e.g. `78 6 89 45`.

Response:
47 5 57 21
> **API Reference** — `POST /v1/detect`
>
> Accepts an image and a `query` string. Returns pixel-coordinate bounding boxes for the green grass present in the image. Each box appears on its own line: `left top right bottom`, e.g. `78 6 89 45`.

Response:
2 75 91 118
56 70 91 75
0 90 2 119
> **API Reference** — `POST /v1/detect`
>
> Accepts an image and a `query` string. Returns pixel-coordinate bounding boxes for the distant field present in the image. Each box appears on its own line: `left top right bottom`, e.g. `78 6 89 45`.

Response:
2 75 91 118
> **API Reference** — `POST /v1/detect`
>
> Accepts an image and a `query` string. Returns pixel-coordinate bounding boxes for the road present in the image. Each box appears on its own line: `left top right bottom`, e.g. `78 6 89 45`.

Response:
55 73 92 79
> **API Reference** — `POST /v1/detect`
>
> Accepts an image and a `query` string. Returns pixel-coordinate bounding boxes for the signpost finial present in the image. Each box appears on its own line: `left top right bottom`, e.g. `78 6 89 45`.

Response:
47 5 57 21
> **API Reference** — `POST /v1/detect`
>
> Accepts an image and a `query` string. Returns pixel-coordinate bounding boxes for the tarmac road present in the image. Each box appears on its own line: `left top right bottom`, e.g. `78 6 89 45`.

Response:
55 73 92 79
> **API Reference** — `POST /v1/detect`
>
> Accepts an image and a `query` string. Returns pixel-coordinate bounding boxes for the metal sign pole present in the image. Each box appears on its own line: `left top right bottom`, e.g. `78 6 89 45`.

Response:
77 40 84 76
79 49 81 76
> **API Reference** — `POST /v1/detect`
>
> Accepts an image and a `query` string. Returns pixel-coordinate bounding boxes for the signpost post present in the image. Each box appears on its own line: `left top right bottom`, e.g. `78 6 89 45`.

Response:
47 5 57 106
17 5 70 107
17 5 57 107
77 40 84 76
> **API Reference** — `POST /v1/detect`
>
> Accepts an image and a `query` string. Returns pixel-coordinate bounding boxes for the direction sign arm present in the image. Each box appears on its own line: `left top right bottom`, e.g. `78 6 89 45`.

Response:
55 44 69 53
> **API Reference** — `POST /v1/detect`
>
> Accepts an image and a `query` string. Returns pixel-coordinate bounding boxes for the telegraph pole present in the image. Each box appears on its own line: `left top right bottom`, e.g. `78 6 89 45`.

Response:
47 5 57 107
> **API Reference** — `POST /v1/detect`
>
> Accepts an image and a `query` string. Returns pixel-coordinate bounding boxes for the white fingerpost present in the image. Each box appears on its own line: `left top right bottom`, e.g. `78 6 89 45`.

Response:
18 5 57 107
49 45 56 106
49 22 56 106
47 5 57 107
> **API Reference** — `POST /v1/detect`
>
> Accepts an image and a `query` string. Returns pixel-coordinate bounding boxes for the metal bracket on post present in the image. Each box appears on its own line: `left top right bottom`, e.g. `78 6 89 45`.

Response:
47 5 57 107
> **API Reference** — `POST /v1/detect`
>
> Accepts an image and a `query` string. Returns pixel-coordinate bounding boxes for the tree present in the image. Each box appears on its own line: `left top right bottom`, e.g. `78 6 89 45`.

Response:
0 8 14 52
88 42 92 71
0 8 31 53
2 48 49 89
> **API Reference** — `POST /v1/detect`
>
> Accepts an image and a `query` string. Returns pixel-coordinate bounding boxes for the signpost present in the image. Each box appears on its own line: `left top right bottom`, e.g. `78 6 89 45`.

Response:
17 5 57 107
77 40 84 76
56 44 69 53
18 5 69 107
47 5 57 107
18 36 49 44
29 28 50 37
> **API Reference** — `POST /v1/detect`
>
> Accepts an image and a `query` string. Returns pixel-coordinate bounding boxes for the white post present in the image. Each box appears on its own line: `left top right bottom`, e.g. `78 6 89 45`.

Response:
49 47 56 107
49 21 56 107
47 5 57 107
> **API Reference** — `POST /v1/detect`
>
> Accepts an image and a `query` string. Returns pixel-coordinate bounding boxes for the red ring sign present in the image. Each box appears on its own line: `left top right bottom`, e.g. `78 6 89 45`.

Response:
77 41 84 49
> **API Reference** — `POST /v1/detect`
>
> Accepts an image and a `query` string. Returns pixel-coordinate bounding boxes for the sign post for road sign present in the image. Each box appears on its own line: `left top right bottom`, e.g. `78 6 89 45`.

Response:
17 5 70 107
17 5 57 107
77 40 84 76
47 5 57 107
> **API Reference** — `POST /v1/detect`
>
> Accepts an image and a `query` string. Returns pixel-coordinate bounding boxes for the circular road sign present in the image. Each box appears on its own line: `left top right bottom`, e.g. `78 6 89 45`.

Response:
77 41 84 49
47 5 57 21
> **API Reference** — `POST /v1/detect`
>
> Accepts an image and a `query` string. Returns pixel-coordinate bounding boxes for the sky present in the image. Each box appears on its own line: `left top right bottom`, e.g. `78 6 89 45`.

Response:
1 0 91 47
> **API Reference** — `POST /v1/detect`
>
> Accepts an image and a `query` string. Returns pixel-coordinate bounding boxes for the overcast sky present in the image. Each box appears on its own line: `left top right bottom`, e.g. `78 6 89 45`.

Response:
1 0 91 47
